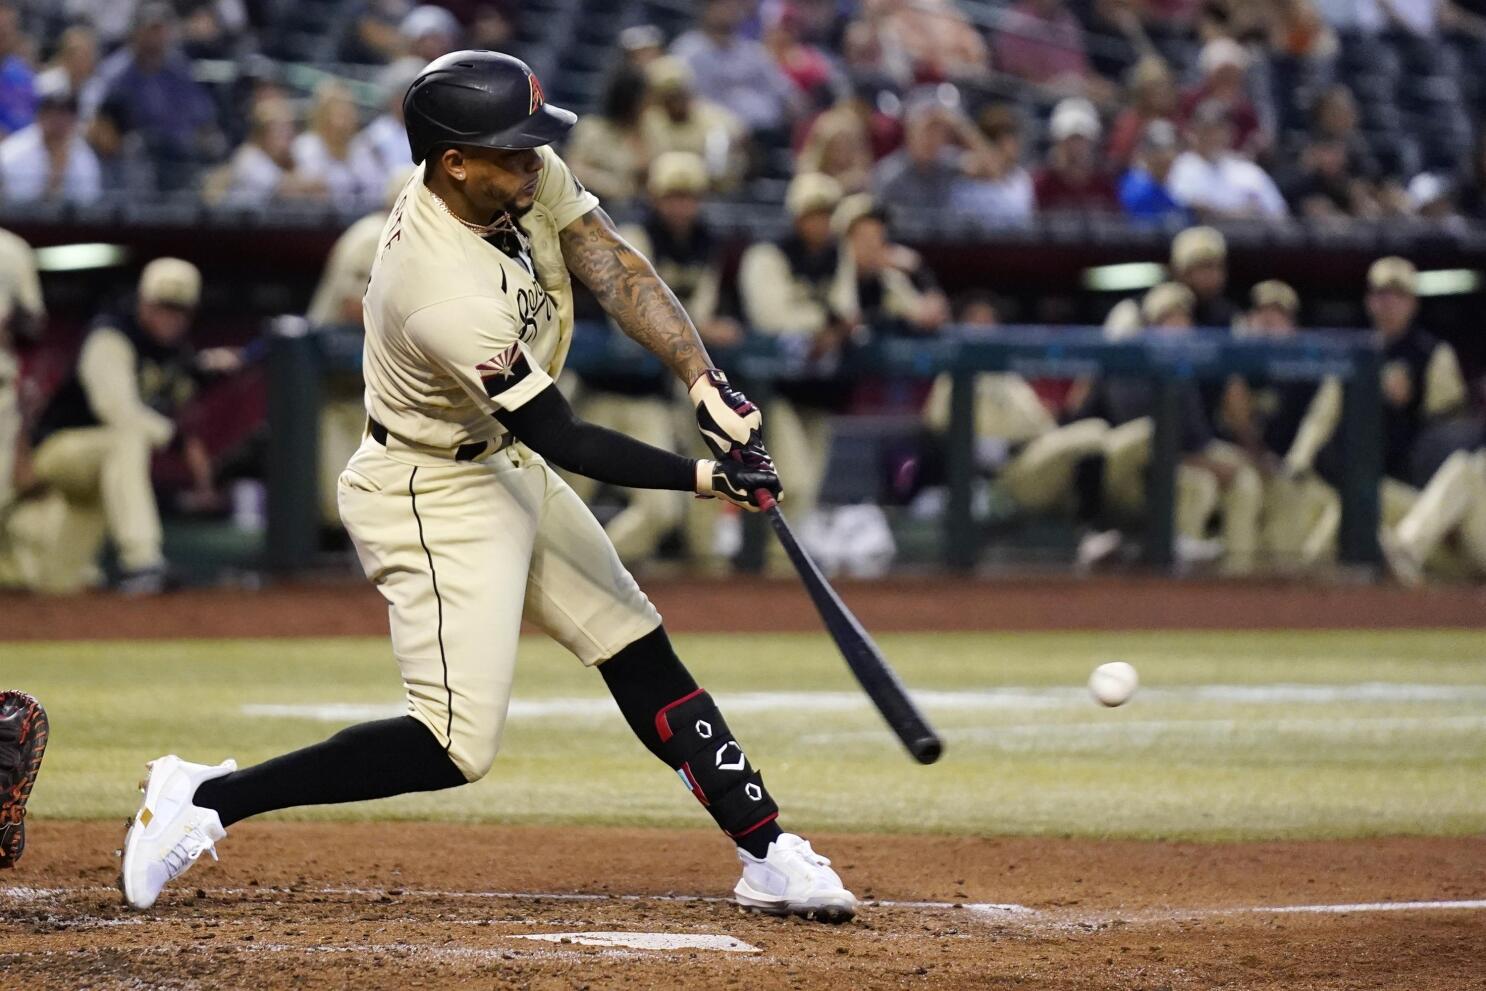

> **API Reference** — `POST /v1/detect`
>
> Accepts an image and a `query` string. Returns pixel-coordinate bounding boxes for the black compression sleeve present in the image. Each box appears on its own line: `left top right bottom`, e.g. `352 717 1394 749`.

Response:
494 383 699 491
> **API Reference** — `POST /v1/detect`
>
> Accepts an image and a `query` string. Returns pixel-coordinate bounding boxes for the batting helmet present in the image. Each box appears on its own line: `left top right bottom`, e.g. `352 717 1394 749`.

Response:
402 50 575 164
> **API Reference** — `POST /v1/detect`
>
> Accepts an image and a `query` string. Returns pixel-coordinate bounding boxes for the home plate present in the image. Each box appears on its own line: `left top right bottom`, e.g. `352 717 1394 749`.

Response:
514 932 761 953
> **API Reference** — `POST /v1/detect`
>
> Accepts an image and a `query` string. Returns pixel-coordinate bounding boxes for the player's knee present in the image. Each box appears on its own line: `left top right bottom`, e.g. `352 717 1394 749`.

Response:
103 427 153 463
446 734 501 782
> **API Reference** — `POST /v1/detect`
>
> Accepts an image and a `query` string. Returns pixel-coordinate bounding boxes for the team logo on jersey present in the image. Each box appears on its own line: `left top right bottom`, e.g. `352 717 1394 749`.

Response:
527 71 545 115
476 342 533 398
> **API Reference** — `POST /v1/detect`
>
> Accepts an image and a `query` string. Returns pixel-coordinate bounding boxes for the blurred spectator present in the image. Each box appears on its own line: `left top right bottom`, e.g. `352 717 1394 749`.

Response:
0 2 35 138
0 76 101 204
861 0 990 81
870 97 965 210
86 93 155 194
840 17 902 82
618 24 665 69
1178 38 1264 157
639 57 746 191
400 5 460 62
763 4 834 95
671 0 797 135
953 103 1036 223
1319 0 1486 36
738 173 853 535
64 0 143 49
1167 101 1287 219
342 0 413 63
37 25 102 122
833 193 949 333
1279 133 1380 219
452 0 520 54
1120 119 1188 223
565 64 649 202
1266 0 1338 60
1459 133 1486 220
1308 85 1383 185
795 93 874 192
1085 0 1158 81
1406 172 1464 224
994 0 1115 101
1033 98 1120 213
1144 0 1204 28
1107 57 1177 170
349 59 421 204
177 0 252 59
293 80 368 207
205 97 321 206
96 3 223 192
796 76 903 179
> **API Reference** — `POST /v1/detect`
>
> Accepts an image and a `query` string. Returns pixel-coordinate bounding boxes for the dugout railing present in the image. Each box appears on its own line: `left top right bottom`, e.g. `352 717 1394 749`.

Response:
264 321 1383 574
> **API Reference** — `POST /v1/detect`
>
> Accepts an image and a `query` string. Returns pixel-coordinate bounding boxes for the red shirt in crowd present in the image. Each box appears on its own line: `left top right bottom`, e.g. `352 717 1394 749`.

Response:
1033 167 1121 212
1178 85 1262 152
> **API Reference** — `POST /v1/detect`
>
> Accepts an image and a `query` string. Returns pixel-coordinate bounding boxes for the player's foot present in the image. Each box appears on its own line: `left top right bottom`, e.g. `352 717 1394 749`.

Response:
0 691 49 868
733 833 857 923
119 755 235 909
1378 526 1424 587
1075 528 1123 571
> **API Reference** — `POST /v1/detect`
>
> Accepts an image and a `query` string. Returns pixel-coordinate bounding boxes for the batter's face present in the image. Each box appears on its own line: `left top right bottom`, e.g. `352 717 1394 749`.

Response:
436 145 544 219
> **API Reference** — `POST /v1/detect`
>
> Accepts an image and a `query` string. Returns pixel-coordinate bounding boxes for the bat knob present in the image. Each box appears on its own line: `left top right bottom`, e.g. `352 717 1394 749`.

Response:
911 736 944 765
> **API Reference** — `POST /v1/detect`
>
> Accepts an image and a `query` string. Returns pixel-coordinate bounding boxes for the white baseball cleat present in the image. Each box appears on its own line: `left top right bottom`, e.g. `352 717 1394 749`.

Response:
119 755 235 909
733 833 858 923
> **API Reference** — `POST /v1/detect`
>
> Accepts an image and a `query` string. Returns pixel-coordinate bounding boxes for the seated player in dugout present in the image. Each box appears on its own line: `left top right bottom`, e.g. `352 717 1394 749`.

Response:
119 52 858 923
0 259 238 596
1075 282 1262 571
308 166 417 528
920 293 1111 532
0 226 45 516
1239 281 1345 571
566 150 741 570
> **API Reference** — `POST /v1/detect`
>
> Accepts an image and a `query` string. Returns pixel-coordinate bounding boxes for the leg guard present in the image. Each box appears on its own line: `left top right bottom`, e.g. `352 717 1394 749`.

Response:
654 688 779 842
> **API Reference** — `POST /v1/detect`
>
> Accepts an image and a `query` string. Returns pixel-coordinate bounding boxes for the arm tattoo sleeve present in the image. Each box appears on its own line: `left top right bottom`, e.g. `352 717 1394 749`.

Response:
560 206 712 384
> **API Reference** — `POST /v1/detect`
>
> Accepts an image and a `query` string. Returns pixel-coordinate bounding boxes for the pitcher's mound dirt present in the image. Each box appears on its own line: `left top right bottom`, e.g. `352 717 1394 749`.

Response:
2 822 1483 989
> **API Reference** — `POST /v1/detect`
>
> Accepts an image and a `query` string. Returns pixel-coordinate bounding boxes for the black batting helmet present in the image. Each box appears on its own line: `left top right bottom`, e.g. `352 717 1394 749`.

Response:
402 50 576 164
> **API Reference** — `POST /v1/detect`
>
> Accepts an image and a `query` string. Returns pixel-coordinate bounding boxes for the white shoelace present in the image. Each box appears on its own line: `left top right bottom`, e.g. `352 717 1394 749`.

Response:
161 823 218 879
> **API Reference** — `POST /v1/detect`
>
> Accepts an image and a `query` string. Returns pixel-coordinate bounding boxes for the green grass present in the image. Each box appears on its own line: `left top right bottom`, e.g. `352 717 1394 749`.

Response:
8 630 1486 840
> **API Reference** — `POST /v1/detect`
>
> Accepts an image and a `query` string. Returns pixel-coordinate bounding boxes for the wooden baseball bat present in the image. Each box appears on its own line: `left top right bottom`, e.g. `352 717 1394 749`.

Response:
755 490 943 765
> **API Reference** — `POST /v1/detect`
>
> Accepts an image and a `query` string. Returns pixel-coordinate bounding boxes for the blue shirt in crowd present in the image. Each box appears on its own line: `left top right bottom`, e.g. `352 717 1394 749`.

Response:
1119 168 1189 225
0 55 35 136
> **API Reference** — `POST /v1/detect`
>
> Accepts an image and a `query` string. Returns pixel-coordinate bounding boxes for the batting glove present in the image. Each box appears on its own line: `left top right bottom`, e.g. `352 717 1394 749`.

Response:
690 369 773 470
696 459 782 512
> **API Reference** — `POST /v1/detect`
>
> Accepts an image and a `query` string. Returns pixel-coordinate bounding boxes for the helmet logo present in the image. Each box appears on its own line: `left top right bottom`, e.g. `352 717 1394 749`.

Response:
527 71 545 115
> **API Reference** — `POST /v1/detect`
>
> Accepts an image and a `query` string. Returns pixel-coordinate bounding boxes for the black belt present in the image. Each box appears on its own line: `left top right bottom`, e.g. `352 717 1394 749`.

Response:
368 417 491 462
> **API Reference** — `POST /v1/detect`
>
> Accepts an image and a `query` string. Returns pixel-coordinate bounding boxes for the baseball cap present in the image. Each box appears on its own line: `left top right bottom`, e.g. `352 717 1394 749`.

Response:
647 151 708 197
619 24 664 52
785 172 842 218
645 56 694 94
1171 225 1226 271
1142 282 1195 324
1198 37 1249 76
1049 97 1100 142
831 192 884 237
1251 280 1299 314
400 4 459 41
139 258 202 308
1367 256 1418 295
1406 172 1451 210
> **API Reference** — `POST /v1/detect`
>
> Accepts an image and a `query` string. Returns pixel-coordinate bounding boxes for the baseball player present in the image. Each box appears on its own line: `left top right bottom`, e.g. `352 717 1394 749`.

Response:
0 228 45 513
120 52 857 922
308 167 417 526
7 258 218 595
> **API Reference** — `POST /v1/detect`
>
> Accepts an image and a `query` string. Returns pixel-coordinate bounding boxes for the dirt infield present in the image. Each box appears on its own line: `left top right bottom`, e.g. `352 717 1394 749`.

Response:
3 575 1486 640
2 822 1483 989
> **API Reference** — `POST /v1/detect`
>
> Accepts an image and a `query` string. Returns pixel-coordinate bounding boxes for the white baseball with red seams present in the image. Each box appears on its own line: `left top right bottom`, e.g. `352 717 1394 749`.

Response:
1089 661 1139 707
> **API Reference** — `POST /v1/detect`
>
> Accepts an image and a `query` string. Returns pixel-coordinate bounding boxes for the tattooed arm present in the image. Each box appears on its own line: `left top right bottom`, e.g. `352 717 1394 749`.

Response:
559 206 712 384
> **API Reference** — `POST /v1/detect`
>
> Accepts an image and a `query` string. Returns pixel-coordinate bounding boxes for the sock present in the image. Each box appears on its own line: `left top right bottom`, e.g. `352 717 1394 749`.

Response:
601 626 784 858
192 716 467 827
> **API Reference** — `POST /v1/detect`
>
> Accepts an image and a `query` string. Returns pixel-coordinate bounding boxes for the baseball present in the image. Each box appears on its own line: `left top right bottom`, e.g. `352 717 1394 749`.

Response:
1089 661 1139 707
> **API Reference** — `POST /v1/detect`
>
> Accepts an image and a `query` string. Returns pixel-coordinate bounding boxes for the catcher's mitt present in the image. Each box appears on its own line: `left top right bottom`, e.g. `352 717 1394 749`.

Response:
0 691 48 868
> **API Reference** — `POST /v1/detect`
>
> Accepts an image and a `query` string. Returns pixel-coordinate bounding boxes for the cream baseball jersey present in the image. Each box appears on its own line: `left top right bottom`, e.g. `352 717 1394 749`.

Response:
360 145 599 449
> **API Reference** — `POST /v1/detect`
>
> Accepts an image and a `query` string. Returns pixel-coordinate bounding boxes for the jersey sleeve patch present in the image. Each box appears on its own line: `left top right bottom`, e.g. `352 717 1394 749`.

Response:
476 342 534 398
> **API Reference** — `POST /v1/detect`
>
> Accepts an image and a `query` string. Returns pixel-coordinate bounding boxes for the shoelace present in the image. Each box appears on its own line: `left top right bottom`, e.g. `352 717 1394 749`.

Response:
161 821 219 879
790 840 831 868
